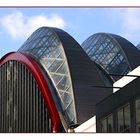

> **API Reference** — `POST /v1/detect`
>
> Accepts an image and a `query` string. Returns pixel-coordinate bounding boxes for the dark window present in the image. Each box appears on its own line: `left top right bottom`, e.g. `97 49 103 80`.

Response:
101 118 107 132
108 115 113 132
135 98 140 132
117 104 131 132
101 114 113 132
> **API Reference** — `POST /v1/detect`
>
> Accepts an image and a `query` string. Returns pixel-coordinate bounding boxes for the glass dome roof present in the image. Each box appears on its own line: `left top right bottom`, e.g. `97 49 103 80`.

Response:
82 33 140 81
18 27 76 125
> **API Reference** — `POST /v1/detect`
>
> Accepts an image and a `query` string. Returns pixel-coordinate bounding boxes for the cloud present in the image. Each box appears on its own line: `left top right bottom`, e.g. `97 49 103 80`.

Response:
105 8 140 45
0 11 66 40
117 9 140 41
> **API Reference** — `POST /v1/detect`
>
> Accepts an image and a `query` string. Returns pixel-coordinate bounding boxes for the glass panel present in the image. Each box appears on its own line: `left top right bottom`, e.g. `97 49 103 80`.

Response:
108 115 113 132
40 58 55 68
117 104 130 132
18 27 76 124
51 74 63 85
57 76 69 91
124 105 130 132
81 33 131 81
101 119 107 132
117 108 124 132
48 60 63 72
61 93 72 109
136 124 140 132
135 98 140 132
56 62 68 74
136 99 140 124
65 102 75 123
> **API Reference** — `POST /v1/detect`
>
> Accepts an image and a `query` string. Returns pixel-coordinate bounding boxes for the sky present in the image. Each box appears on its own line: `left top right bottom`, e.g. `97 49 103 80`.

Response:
1 8 140 58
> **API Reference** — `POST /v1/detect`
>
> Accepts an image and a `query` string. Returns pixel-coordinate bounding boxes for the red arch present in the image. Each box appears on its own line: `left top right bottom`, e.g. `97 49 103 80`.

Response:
0 52 61 132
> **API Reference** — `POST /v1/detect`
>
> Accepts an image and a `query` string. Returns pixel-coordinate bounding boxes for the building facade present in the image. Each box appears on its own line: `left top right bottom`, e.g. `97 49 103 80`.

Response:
96 67 140 132
0 27 112 132
0 27 140 133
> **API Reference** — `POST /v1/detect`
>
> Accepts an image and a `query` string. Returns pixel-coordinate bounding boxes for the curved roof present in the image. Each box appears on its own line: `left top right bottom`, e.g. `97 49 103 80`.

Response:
81 33 140 81
136 43 140 50
109 33 140 68
18 27 113 124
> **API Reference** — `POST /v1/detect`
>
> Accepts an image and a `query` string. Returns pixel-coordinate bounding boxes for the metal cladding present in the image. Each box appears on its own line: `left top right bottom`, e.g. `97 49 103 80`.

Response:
81 33 140 81
18 27 113 125
0 60 50 132
0 52 61 132
1 27 139 132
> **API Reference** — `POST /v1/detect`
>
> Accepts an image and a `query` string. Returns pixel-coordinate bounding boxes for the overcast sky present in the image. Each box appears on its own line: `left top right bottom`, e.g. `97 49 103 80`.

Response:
1 8 140 58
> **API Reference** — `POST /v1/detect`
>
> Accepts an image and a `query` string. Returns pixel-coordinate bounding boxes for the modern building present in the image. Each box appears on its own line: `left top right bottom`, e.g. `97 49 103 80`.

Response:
0 27 112 133
0 27 140 133
96 66 140 133
81 33 140 81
